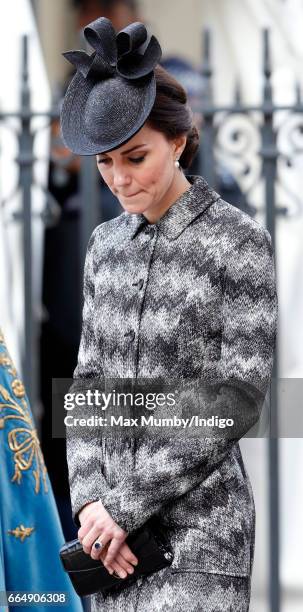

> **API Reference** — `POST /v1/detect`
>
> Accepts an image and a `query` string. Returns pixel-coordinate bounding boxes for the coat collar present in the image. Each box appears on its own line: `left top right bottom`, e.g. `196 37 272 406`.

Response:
126 175 221 241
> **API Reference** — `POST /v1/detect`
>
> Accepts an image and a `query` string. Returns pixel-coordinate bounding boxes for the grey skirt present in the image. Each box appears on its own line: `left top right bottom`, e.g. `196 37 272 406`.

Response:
90 566 251 612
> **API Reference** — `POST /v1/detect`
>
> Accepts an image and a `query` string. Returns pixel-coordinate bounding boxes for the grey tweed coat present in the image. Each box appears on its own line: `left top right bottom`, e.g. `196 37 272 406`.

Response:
66 175 278 611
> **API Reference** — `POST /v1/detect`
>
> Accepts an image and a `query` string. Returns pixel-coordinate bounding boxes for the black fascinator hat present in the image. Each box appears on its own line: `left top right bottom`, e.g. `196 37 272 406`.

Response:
60 17 162 155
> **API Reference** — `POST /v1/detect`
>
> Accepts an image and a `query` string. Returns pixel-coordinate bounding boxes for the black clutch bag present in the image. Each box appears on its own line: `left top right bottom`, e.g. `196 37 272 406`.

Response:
59 518 173 597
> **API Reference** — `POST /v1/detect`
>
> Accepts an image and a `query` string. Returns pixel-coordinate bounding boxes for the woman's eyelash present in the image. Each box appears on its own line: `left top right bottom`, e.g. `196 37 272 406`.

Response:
130 156 145 164
98 156 146 165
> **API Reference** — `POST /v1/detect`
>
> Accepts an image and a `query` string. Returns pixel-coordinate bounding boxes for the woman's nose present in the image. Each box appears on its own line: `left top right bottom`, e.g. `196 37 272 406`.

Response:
113 169 132 189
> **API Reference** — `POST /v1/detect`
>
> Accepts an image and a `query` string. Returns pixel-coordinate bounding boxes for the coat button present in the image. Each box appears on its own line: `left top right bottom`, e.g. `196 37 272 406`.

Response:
144 225 156 237
137 279 144 290
132 279 144 289
124 330 135 342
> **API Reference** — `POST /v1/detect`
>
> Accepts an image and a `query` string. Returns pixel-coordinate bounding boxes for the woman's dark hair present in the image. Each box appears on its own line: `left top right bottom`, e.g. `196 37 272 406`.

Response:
146 65 200 170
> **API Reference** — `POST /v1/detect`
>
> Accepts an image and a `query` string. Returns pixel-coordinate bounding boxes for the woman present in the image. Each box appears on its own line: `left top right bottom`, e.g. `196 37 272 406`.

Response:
61 17 278 612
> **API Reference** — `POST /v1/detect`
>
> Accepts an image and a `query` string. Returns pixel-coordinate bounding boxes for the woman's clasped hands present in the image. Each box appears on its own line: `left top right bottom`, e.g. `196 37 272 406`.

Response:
78 500 138 579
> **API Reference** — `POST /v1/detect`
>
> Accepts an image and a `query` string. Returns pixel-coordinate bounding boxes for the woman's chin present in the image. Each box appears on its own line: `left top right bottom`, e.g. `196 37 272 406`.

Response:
120 200 149 214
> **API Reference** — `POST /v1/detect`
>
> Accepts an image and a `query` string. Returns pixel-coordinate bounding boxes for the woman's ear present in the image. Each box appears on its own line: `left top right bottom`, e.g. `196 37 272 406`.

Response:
173 134 187 160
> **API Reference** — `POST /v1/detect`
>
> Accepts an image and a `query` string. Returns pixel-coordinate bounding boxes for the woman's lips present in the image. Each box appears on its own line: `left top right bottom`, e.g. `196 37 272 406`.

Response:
123 191 142 197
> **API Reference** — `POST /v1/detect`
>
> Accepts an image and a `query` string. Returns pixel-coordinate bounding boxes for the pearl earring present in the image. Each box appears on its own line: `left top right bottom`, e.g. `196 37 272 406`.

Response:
174 159 180 168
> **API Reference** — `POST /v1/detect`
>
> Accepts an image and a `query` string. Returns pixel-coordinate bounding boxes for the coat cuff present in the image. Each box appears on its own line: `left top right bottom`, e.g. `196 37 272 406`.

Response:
101 484 161 534
70 480 110 529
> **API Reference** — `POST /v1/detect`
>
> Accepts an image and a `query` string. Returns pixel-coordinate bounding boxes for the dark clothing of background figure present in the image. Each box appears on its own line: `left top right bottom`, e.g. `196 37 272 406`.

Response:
40 158 122 540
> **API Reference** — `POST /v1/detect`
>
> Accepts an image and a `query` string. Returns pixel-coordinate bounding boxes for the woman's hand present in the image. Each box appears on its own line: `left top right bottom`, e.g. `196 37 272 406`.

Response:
77 500 138 578
99 541 139 578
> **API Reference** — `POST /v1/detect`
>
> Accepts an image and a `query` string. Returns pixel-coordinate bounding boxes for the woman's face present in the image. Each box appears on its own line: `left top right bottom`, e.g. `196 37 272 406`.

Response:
96 124 186 217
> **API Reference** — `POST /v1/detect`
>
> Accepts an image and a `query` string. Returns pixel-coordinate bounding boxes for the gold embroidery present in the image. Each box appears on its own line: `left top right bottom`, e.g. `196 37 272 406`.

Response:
7 427 48 494
0 356 11 367
12 379 26 398
8 524 35 542
0 352 48 495
0 355 17 378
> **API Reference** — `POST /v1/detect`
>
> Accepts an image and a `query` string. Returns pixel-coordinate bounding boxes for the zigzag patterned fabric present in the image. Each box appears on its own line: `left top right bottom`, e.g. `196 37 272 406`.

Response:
66 175 278 611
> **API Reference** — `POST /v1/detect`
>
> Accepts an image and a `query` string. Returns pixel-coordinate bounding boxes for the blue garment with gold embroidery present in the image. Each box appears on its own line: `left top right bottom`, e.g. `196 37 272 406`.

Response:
0 330 83 612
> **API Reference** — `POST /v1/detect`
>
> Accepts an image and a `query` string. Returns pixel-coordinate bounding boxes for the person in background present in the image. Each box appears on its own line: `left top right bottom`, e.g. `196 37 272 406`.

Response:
40 0 142 544
160 55 245 206
74 0 142 31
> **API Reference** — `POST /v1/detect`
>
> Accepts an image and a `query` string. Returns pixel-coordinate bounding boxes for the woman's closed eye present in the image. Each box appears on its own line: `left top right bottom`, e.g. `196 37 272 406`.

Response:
97 156 146 165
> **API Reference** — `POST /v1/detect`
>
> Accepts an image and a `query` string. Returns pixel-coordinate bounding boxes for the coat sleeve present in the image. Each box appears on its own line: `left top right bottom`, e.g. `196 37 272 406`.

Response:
65 227 110 528
101 224 278 533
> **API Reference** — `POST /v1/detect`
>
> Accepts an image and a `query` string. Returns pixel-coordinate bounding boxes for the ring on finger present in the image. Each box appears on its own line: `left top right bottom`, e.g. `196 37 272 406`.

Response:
93 538 104 550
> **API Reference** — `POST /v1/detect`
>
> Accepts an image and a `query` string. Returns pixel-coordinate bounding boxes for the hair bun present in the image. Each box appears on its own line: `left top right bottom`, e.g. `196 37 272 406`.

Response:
179 124 199 170
147 65 200 171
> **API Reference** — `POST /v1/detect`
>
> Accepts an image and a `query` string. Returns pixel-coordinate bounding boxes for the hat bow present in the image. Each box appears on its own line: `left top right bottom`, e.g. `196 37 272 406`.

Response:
63 17 161 81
